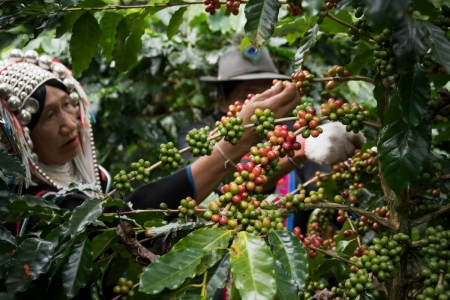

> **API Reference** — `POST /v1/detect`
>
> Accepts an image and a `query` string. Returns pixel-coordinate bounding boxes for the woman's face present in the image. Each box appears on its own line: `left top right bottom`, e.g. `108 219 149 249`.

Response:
30 85 79 165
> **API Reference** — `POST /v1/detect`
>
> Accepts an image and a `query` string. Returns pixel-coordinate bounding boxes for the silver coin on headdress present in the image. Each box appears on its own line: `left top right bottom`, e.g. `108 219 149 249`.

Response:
0 83 12 98
69 92 80 105
9 49 24 62
24 50 39 64
7 96 21 111
18 109 32 125
30 152 38 163
38 55 53 70
52 64 66 79
63 78 75 92
23 98 40 114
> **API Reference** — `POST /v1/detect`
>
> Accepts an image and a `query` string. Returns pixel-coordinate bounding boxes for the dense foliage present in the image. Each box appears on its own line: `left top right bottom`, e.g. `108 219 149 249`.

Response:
1 0 450 300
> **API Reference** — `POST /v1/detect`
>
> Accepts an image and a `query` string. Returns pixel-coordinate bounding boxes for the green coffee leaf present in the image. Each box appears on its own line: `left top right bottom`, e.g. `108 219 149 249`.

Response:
274 260 299 300
68 198 103 237
0 226 16 247
244 0 280 47
373 73 386 119
393 14 428 70
139 248 205 294
4 238 55 293
56 12 83 38
362 0 412 31
268 230 308 290
0 149 25 177
61 237 93 298
230 232 276 299
292 24 319 73
378 118 431 195
173 228 232 273
112 11 148 72
421 20 450 74
399 63 430 127
70 11 100 76
167 7 187 40
92 230 119 260
99 12 124 62
206 253 230 300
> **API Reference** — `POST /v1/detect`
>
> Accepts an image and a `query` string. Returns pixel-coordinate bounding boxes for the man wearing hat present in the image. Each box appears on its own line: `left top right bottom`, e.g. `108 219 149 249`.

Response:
178 46 332 187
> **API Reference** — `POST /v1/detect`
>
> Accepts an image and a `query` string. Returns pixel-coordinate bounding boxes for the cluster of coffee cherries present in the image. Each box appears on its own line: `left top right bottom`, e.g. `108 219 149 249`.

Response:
203 0 221 15
113 277 135 298
434 5 450 31
430 88 450 123
185 127 215 157
278 192 307 210
414 226 450 300
224 0 241 16
250 108 275 137
347 6 373 42
203 193 288 234
178 197 200 219
341 103 370 133
344 268 374 299
113 159 151 196
411 198 441 218
298 280 327 300
232 162 269 194
225 100 245 118
266 124 301 158
293 103 323 138
372 29 396 78
331 284 345 300
90 283 101 300
286 0 303 17
215 116 246 145
330 148 378 191
160 142 185 171
307 208 335 236
290 70 316 96
356 234 407 281
248 143 281 177
325 65 350 90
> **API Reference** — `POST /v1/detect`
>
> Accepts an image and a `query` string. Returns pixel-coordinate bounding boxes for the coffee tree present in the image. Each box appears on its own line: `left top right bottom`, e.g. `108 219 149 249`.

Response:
1 0 450 300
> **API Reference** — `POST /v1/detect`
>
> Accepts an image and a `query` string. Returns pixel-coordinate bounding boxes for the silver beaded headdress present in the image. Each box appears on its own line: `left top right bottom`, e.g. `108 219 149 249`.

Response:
0 49 100 189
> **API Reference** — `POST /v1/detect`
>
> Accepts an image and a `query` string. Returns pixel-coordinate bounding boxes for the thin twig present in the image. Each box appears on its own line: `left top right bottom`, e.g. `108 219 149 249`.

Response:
113 208 208 215
312 76 375 85
309 245 356 265
286 202 396 230
325 12 374 40
346 214 362 249
412 286 425 298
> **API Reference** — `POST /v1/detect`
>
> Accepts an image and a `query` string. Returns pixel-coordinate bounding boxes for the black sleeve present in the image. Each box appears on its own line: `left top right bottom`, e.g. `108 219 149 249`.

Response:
125 168 194 209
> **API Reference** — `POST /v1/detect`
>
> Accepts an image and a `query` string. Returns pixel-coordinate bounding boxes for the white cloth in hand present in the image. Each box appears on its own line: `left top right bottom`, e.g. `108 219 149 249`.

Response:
302 122 366 165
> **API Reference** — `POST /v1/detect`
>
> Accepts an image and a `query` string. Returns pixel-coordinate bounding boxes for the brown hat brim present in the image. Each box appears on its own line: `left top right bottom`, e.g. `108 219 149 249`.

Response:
200 72 291 85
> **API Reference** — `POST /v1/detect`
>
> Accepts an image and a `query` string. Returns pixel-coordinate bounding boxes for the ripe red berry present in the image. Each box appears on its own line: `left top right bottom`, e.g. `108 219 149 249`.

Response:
245 162 255 172
293 226 301 236
341 191 349 199
337 216 345 223
343 230 353 237
255 176 265 185
309 250 318 258
303 237 312 246
313 238 322 247
211 214 220 222
236 163 245 172
219 216 228 225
